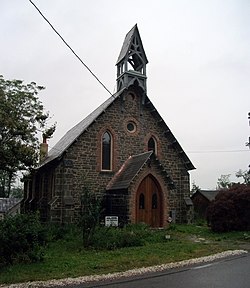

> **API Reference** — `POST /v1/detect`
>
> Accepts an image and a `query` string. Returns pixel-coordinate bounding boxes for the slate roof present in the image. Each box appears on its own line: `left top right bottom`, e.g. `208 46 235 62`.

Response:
107 151 153 190
40 88 195 171
192 190 218 202
116 24 148 65
40 88 125 167
38 25 195 171
0 198 22 213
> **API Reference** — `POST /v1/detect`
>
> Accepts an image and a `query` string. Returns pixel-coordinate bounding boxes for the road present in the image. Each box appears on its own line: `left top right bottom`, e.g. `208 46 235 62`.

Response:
72 253 250 288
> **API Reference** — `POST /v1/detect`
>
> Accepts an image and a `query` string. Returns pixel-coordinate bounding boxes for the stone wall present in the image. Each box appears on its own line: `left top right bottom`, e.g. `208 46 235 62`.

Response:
33 87 191 224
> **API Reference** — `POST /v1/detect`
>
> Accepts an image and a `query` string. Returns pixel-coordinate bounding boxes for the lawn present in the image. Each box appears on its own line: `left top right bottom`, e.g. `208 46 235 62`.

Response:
0 224 249 285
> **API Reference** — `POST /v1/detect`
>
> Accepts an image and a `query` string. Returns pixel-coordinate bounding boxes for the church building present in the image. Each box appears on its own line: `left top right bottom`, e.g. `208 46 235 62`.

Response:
23 25 195 227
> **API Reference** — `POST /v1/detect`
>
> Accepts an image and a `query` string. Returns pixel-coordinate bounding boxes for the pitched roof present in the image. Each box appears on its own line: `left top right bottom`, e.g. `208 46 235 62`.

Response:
116 24 148 65
40 89 195 170
107 151 177 191
107 151 153 190
40 88 125 167
0 198 22 213
192 190 218 202
38 26 195 171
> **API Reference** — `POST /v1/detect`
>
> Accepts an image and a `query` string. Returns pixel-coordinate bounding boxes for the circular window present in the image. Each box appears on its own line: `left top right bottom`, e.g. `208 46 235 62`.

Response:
127 121 136 133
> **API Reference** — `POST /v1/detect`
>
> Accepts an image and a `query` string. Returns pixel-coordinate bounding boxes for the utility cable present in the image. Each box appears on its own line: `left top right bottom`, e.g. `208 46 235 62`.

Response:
28 0 113 96
187 149 249 154
29 1 249 161
28 0 160 145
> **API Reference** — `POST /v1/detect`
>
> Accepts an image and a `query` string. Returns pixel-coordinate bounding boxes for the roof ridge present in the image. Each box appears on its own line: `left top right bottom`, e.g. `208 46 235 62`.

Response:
39 89 126 167
107 151 153 190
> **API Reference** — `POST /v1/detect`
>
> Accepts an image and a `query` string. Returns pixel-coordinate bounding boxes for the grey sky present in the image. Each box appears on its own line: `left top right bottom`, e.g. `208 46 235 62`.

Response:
1 0 249 189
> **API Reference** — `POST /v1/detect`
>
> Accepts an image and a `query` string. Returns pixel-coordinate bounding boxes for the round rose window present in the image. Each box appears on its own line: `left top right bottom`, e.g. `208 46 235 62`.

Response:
127 122 136 133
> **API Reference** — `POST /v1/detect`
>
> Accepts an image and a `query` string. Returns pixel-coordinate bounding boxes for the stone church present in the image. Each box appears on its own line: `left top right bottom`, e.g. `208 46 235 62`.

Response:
24 25 195 227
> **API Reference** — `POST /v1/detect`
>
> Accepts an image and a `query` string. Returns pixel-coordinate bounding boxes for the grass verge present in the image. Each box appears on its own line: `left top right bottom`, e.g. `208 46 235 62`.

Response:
0 224 249 285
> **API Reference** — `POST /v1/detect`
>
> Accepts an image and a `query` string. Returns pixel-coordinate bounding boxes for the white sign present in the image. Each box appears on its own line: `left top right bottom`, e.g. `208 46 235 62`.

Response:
105 216 118 227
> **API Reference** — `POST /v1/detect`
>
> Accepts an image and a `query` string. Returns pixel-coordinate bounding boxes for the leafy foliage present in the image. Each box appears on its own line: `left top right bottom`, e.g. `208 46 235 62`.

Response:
0 170 16 197
89 224 151 250
0 212 47 268
0 75 55 196
9 185 24 198
207 184 250 232
1 223 249 284
190 181 201 196
236 169 250 185
79 187 103 247
78 187 152 249
217 174 231 189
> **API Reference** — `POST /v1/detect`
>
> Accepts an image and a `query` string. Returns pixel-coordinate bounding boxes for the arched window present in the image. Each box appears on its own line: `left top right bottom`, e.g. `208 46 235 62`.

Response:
139 193 145 209
148 137 157 155
152 193 157 209
102 131 112 170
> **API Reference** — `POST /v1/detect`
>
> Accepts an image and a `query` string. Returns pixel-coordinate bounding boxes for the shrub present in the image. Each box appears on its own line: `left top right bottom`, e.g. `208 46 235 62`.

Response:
87 224 152 250
79 188 103 247
45 223 79 242
0 212 47 268
207 184 250 232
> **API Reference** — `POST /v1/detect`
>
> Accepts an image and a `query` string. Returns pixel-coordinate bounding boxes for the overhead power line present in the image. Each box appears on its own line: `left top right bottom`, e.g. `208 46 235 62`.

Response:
187 149 249 154
29 1 250 160
28 0 113 96
28 0 164 140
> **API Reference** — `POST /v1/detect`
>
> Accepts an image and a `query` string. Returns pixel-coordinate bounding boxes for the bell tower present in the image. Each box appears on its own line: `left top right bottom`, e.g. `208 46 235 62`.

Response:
116 24 148 93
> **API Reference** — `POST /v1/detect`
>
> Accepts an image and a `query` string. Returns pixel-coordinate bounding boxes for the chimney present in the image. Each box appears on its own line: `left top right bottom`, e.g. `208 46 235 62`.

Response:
40 137 48 162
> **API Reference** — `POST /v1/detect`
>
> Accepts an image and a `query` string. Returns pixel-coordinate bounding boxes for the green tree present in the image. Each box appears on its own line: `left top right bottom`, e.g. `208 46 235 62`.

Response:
0 75 55 197
0 212 47 267
217 174 231 190
190 181 201 196
79 187 103 247
9 185 24 199
207 184 250 232
236 169 250 185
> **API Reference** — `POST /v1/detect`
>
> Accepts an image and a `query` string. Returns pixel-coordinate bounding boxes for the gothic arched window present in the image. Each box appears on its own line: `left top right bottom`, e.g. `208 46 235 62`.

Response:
139 193 145 209
148 137 157 155
152 193 157 209
102 131 112 170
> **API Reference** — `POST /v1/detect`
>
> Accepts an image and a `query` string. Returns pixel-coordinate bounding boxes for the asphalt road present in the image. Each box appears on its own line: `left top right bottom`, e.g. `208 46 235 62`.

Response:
72 254 250 288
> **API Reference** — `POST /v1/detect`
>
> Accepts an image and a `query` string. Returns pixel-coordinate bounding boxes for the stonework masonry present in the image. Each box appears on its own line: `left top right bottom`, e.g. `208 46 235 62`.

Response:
24 88 193 226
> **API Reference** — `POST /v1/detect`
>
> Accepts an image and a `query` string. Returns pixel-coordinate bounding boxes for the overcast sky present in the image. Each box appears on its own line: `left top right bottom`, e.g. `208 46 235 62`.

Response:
1 0 249 189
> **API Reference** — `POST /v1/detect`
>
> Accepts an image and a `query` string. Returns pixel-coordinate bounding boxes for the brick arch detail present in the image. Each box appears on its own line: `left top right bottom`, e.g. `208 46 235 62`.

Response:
96 126 118 172
144 133 162 159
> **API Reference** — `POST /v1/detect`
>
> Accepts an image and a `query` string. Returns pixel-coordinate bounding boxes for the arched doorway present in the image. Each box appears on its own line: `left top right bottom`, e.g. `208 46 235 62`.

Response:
136 175 163 227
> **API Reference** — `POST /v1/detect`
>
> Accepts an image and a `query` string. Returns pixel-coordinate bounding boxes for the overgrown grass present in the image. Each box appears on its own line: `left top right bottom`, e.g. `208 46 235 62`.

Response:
0 224 249 285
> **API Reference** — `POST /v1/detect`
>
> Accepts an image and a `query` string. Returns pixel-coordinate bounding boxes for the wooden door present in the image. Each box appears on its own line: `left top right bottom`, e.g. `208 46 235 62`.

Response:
136 175 162 227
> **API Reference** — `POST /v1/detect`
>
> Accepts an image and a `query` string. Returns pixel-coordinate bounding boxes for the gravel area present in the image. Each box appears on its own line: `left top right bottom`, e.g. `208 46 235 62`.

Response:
0 250 247 288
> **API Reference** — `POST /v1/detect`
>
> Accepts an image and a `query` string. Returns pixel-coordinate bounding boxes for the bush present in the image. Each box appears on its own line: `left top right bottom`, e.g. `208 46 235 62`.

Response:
0 212 47 268
79 188 103 247
45 223 79 242
87 224 152 250
207 184 250 232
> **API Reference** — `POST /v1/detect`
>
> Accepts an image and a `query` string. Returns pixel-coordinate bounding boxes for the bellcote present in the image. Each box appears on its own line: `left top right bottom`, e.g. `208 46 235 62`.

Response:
116 24 148 93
